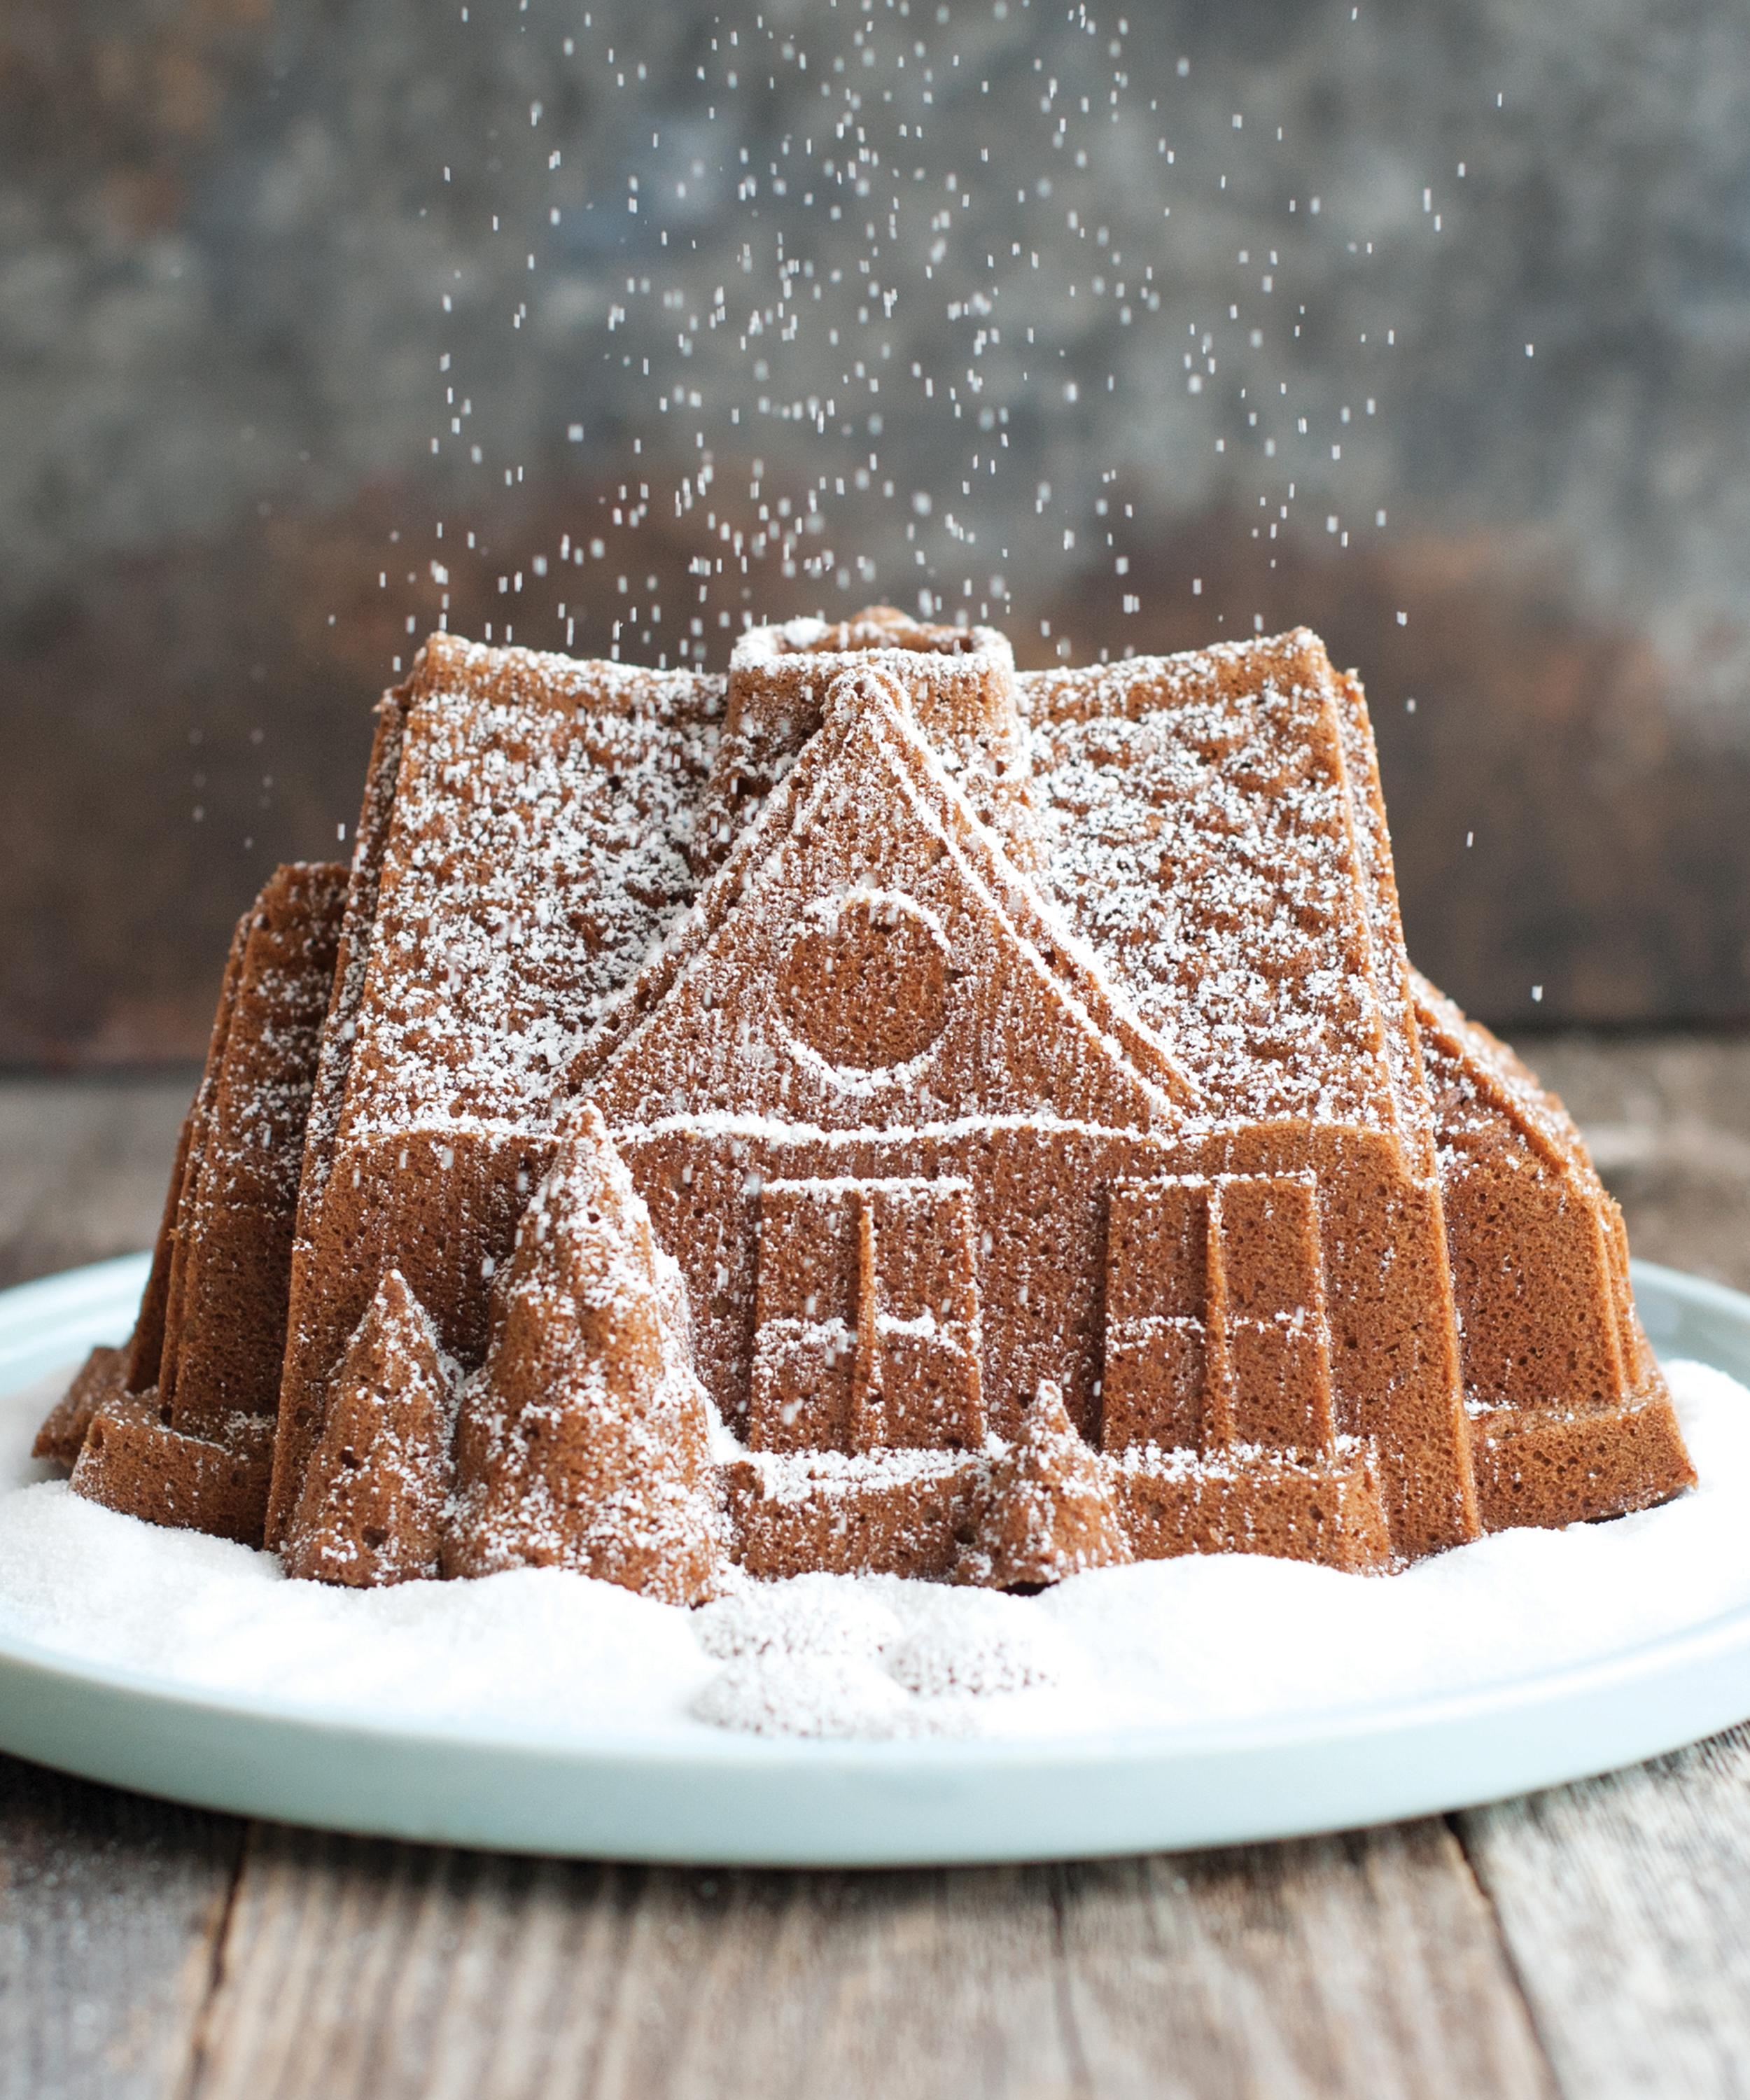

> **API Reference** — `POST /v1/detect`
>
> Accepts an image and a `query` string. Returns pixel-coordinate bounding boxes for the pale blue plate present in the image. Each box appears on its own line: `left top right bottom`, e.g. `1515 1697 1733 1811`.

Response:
0 1253 1746 1863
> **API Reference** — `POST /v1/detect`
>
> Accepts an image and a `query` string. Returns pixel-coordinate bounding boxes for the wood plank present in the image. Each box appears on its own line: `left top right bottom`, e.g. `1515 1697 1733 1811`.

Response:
1053 1828 1553 2100
182 1817 1551 2100
184 1837 1068 2100
0 1076 239 2100
179 1835 628 2100
0 1752 242 2100
1457 1721 1750 2099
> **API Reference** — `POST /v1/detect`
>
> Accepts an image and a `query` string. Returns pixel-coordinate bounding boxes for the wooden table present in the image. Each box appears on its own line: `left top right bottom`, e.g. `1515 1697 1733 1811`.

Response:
5 1043 1750 2100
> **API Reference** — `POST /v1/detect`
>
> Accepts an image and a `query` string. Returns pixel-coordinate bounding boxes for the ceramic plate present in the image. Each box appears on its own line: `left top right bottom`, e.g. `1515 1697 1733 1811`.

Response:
1 1252 1747 1865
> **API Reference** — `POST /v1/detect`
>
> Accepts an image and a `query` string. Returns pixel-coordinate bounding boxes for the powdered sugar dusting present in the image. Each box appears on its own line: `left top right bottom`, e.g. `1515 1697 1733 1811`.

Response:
884 1586 1068 1697
696 1572 903 1660
340 642 720 1141
690 1654 941 1739
1021 638 1403 1128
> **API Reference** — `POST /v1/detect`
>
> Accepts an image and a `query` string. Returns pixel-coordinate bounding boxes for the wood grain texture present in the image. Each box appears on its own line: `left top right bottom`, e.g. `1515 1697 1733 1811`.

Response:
0 1754 241 2100
1054 1832 1553 2100
1459 1723 1750 2100
0 1079 230 2100
180 1821 1550 2100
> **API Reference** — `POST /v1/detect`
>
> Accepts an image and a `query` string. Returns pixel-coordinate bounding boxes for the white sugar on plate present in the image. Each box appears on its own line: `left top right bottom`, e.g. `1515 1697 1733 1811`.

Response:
695 1572 904 1662
692 1655 937 1740
3 1358 1749 1745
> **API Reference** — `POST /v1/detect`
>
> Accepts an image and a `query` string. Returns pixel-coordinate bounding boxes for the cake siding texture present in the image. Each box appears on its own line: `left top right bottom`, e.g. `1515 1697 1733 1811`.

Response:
31 1344 129 1469
265 643 719 1548
64 860 346 1545
44 610 1694 1592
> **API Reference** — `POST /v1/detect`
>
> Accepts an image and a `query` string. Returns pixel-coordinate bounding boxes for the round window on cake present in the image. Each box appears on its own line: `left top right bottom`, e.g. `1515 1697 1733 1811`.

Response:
778 892 953 1073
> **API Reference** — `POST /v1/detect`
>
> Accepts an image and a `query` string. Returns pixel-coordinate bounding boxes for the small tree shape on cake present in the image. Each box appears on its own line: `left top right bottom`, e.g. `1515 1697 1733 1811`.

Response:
282 1269 457 1587
441 1102 726 1606
958 1381 1133 1590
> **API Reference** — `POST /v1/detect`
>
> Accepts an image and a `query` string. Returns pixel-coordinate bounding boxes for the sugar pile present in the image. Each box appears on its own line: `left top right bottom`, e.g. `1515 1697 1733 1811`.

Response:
3 1359 1749 1744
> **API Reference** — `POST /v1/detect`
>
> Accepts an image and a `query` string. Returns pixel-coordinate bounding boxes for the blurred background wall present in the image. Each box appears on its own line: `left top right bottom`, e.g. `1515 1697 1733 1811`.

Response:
3 0 1747 1064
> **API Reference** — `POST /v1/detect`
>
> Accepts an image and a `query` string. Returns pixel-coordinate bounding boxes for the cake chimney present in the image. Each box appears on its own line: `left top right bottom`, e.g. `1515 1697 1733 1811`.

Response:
696 606 1039 872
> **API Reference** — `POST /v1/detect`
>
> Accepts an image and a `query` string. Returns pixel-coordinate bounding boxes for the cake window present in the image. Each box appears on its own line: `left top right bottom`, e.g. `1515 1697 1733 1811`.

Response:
748 1175 984 1452
1103 1172 1336 1459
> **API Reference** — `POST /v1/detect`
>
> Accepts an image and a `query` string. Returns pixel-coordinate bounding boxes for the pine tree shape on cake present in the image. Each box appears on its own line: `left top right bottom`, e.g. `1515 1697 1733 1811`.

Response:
281 1270 457 1588
442 1103 726 1605
958 1381 1134 1590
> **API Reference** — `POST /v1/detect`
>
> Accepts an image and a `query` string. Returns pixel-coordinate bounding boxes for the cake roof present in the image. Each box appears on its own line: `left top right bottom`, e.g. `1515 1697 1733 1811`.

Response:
1023 631 1432 1150
314 612 1443 1161
333 634 720 1145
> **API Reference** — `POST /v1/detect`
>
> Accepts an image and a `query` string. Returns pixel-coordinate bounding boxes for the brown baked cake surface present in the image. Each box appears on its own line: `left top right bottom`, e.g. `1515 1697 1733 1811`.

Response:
64 861 346 1546
42 611 1694 1595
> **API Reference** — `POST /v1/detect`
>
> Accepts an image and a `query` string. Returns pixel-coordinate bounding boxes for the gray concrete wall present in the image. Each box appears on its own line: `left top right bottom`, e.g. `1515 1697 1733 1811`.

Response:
4 0 1746 1058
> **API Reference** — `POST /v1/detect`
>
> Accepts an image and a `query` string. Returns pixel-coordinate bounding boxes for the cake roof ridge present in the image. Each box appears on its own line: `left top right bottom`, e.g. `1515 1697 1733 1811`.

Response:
728 604 1009 666
697 606 1035 877
414 629 725 722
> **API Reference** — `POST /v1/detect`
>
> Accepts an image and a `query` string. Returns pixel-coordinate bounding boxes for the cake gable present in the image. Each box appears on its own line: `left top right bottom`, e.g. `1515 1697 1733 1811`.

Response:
696 606 1037 874
588 668 1188 1136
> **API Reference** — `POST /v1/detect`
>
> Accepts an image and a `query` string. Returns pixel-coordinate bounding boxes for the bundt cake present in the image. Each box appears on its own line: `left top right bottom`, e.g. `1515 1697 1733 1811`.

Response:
39 608 1694 1595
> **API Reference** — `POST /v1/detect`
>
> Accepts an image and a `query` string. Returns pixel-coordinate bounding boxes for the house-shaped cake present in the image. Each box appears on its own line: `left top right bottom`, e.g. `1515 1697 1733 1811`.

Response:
43 608 1694 1595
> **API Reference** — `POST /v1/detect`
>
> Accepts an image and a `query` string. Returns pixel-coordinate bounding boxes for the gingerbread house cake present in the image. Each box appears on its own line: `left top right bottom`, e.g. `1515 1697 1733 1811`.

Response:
39 608 1694 1598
